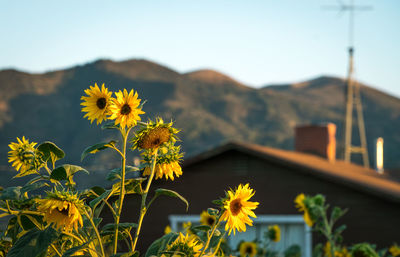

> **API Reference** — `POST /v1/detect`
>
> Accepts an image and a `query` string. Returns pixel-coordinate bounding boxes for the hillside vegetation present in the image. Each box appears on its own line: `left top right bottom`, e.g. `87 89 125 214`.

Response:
0 59 399 181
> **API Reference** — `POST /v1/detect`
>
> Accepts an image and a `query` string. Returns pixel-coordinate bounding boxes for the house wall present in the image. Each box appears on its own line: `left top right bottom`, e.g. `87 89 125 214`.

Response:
117 149 400 253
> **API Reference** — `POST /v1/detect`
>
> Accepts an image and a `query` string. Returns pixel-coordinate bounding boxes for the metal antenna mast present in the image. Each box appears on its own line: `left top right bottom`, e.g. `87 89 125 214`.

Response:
324 0 372 168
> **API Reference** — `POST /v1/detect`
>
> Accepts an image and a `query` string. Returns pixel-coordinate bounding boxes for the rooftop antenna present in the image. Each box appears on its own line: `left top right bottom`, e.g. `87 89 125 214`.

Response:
323 0 373 168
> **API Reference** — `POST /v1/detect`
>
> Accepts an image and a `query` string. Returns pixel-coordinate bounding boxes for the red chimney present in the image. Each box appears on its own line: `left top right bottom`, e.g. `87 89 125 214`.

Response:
295 123 336 162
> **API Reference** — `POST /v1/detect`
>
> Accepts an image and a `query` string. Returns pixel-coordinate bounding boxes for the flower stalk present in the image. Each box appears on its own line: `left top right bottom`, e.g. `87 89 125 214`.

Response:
132 149 159 252
113 127 130 254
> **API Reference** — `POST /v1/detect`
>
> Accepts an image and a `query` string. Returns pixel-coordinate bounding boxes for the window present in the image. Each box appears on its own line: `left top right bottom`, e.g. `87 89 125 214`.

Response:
169 214 312 257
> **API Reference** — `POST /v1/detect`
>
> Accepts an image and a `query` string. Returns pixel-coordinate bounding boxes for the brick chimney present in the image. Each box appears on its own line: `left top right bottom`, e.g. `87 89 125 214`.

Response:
295 123 336 162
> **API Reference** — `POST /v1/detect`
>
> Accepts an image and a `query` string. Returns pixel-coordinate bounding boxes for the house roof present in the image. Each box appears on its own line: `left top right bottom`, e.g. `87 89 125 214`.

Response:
183 141 400 203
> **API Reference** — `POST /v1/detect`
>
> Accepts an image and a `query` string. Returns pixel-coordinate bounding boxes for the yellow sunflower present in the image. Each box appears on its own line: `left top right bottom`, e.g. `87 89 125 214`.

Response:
336 247 350 257
294 193 314 227
164 225 172 235
267 225 280 242
80 83 113 124
132 117 179 150
221 184 259 235
142 144 183 181
8 136 40 174
239 242 257 257
165 232 203 257
200 210 216 227
108 89 144 129
390 244 400 257
36 191 84 232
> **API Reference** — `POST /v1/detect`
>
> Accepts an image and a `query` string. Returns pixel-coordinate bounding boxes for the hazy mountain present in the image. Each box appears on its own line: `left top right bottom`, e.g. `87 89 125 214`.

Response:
0 58 399 185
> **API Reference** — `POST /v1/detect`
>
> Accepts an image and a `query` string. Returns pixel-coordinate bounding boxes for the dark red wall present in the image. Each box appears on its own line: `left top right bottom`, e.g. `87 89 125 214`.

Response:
116 149 400 253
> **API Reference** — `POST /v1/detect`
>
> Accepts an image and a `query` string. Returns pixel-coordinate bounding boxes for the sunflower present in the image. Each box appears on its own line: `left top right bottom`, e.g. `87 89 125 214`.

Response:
165 233 203 257
221 184 259 235
267 225 280 242
80 83 113 124
294 193 314 227
36 191 84 232
239 242 257 257
132 117 179 150
8 136 41 174
336 247 351 257
108 89 144 129
142 144 183 181
390 244 400 257
164 225 172 235
200 211 216 227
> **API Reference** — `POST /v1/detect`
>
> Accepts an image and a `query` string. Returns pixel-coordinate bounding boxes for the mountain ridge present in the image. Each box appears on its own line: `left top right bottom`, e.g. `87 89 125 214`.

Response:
0 58 399 176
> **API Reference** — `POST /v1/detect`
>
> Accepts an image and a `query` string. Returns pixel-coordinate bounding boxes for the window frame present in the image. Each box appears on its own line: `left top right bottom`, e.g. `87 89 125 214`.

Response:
169 214 312 257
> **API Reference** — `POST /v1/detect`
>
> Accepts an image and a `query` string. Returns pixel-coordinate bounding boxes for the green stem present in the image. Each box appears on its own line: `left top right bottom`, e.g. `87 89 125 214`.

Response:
212 231 227 255
84 210 105 257
199 215 222 257
62 232 85 244
132 149 159 252
50 244 62 257
321 208 335 257
113 127 130 254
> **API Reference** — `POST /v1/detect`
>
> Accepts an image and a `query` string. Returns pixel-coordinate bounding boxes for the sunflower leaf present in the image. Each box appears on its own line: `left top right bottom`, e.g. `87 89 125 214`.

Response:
0 187 21 200
101 222 138 235
81 141 117 161
7 227 58 257
61 242 89 257
153 188 189 211
51 165 89 181
110 252 139 257
145 233 178 257
21 181 49 194
106 166 140 181
112 178 146 195
37 141 65 165
89 189 113 210
101 121 120 130
191 225 211 232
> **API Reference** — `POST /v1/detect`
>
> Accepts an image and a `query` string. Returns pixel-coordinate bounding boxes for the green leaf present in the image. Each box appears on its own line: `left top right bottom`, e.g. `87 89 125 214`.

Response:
51 164 89 181
207 208 219 216
0 187 21 200
101 223 138 235
145 233 178 257
212 199 223 206
191 225 211 232
106 166 139 181
19 215 36 231
81 141 116 161
154 188 189 211
89 189 113 209
89 186 106 197
112 178 146 195
21 181 49 194
7 227 58 257
333 224 347 236
61 243 88 257
101 121 119 130
110 252 139 257
37 141 65 164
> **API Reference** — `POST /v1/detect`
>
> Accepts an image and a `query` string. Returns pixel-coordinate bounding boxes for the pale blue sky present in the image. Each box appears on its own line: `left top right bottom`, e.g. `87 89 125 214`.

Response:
1 0 399 97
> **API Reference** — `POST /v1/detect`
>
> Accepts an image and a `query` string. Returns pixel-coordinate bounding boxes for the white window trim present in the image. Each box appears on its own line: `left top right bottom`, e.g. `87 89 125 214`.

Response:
169 214 312 257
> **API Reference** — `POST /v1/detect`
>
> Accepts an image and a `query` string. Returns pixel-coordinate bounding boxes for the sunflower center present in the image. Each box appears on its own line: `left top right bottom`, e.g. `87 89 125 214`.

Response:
230 199 242 216
96 97 107 109
207 217 215 226
245 246 253 254
138 127 171 149
120 104 131 115
59 207 69 216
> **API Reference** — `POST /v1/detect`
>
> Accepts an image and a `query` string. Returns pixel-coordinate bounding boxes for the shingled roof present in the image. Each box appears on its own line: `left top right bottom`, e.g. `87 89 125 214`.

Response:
183 141 400 203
